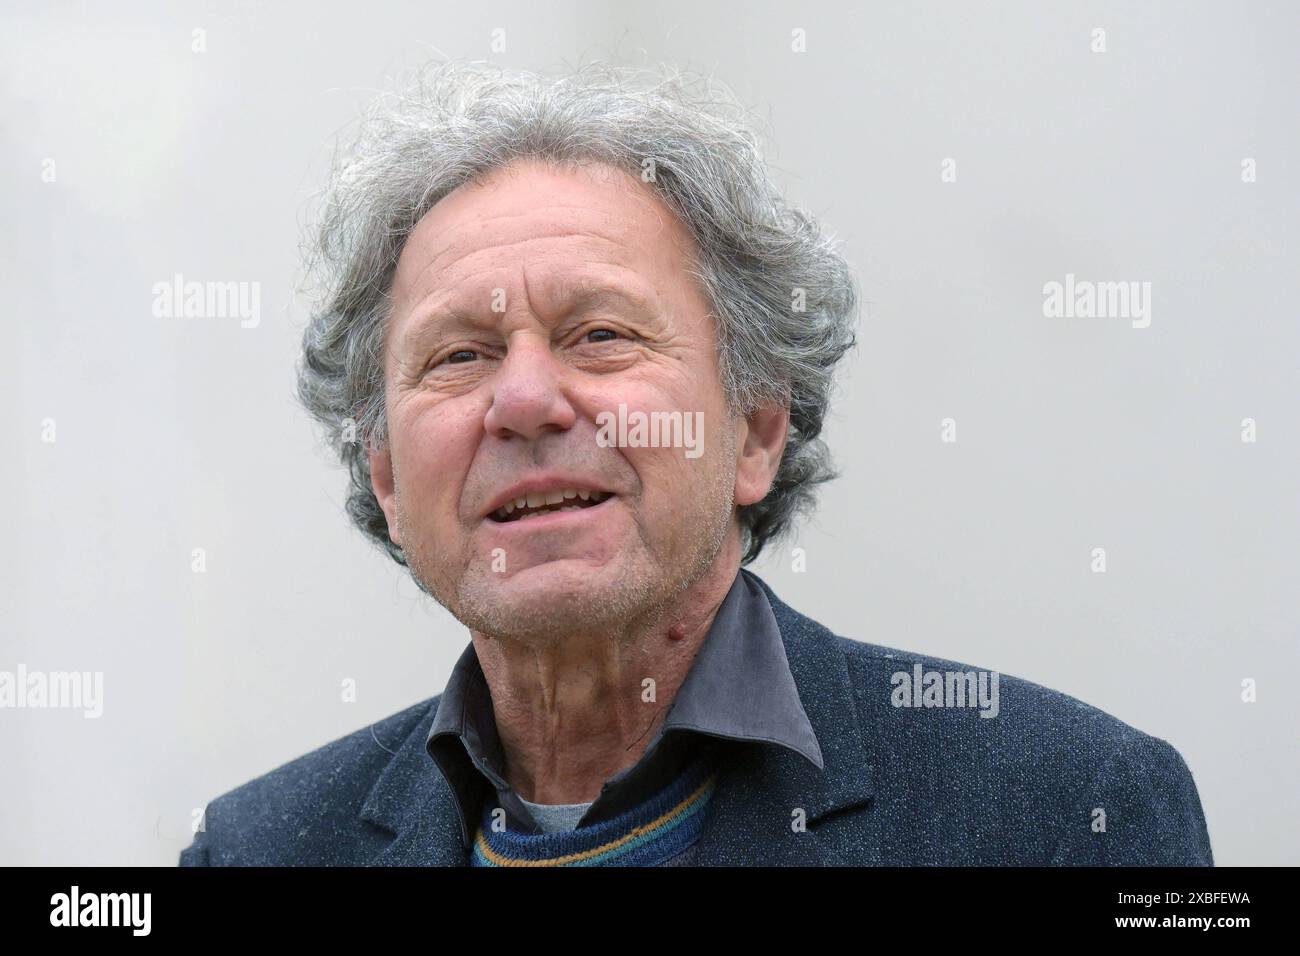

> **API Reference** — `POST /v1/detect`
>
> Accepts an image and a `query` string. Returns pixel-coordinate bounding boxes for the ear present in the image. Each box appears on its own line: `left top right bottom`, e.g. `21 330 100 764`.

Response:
734 401 790 507
367 439 402 547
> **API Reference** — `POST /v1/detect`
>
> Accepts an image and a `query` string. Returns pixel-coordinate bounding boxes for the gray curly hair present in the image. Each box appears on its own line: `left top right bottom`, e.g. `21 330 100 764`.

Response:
295 60 858 569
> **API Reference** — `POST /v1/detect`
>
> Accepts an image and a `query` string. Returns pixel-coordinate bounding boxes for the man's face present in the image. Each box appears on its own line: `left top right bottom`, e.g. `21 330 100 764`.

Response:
370 158 745 643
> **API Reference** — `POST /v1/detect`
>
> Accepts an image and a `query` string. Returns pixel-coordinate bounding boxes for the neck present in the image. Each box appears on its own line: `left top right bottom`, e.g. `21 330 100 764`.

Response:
470 533 741 804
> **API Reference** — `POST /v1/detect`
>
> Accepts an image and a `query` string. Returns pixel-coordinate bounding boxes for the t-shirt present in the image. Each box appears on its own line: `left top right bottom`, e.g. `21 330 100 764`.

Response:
516 797 593 834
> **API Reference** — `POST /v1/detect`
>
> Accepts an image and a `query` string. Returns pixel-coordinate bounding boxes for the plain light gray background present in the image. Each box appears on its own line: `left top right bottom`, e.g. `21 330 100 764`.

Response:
3 0 1296 866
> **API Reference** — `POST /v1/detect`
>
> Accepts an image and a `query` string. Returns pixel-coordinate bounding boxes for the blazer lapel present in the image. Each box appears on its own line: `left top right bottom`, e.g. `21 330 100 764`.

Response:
359 698 470 867
692 572 880 866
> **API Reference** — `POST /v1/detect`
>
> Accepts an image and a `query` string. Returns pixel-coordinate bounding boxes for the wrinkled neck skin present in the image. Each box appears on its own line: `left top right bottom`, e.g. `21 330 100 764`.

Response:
471 528 742 805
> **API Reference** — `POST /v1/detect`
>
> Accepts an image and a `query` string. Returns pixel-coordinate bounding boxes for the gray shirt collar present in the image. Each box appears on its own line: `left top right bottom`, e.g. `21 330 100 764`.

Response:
654 567 823 766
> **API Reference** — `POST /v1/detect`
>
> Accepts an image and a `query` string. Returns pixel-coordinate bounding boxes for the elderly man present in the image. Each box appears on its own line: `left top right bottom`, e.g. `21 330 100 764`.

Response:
180 62 1212 866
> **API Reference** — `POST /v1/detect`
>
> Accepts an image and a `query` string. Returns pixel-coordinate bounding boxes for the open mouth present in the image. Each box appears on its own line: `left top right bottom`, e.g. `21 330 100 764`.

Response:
489 489 615 523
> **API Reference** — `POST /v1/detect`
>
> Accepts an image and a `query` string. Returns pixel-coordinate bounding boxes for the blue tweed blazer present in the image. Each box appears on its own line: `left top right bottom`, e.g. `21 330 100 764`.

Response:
179 570 1214 866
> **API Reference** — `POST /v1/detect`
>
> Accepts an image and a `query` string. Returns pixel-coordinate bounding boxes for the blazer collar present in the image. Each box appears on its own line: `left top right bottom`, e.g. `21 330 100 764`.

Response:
360 701 469 866
689 570 878 865
359 568 877 866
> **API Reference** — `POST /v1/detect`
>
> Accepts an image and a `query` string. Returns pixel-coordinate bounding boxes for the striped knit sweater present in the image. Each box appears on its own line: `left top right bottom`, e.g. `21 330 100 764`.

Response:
470 751 718 866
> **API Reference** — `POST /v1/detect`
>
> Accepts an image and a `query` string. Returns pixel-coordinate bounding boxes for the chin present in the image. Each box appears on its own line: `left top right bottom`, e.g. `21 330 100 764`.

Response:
497 558 621 605
457 557 649 639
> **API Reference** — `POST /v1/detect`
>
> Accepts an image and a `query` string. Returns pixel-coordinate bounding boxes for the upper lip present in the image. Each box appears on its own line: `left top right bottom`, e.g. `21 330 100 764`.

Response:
482 474 617 519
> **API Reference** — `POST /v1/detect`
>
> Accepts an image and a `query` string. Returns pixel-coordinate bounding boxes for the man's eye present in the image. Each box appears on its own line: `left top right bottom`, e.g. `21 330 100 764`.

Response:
431 330 621 371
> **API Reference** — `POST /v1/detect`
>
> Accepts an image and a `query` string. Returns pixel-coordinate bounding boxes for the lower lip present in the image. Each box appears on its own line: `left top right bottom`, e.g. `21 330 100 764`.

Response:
483 496 617 532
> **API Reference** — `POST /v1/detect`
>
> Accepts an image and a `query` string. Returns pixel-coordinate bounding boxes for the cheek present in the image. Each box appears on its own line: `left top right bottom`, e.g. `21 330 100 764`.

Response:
392 415 474 524
628 443 729 519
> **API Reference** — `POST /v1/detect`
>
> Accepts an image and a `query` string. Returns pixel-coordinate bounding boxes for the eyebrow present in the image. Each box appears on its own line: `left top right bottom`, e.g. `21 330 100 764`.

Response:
397 280 657 354
553 281 659 326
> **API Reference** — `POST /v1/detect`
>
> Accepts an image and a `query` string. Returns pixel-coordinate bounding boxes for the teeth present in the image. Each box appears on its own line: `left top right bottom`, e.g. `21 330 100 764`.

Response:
493 488 612 520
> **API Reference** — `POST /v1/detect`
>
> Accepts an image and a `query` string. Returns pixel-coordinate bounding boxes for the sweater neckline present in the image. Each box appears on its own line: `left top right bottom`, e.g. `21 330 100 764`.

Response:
471 749 719 866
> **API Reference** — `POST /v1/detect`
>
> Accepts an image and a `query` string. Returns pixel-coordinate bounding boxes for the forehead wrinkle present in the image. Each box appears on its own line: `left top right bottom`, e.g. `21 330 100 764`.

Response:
393 219 633 322
403 196 640 268
392 156 688 300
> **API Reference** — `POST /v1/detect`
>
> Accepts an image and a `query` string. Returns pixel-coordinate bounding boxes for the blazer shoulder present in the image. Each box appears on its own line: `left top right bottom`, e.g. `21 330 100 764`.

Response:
753 574 1185 788
179 695 440 866
835 633 1143 754
826 632 1212 864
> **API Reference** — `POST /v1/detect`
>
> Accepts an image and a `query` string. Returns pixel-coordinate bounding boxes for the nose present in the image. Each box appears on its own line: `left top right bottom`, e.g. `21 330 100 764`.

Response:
482 333 577 440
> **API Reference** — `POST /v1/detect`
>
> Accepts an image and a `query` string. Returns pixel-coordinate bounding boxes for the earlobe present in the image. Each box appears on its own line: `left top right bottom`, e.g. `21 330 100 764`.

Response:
367 440 401 545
